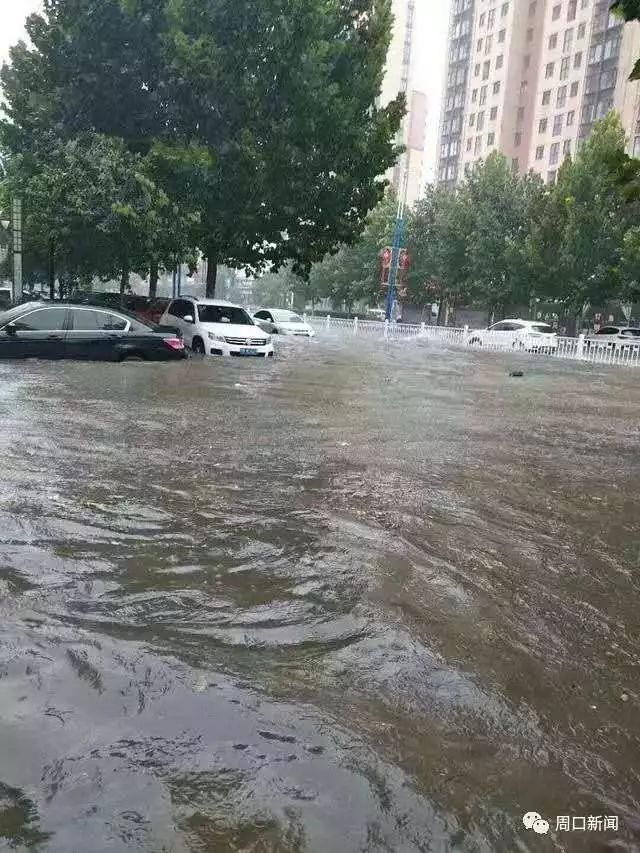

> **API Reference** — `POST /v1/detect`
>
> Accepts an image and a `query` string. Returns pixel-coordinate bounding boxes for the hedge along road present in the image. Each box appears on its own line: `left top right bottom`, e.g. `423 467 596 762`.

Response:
0 335 638 852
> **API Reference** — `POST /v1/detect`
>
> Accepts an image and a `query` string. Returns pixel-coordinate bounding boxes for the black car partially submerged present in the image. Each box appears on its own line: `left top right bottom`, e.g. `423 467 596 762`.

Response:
0 302 187 362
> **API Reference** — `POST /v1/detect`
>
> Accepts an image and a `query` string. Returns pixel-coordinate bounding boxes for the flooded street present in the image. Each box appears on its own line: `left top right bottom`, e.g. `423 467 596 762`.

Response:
0 335 639 852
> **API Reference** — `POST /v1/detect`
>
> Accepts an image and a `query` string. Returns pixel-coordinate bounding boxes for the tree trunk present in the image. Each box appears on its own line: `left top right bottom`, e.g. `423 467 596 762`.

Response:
437 300 447 326
48 238 56 301
206 255 217 298
120 266 129 305
149 260 159 299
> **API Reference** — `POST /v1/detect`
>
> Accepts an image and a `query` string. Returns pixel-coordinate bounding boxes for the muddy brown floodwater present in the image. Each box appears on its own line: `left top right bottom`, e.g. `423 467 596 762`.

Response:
0 334 639 853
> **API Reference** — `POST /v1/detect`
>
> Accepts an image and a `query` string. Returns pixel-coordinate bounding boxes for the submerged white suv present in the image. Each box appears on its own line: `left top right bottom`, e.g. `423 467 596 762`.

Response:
160 298 274 358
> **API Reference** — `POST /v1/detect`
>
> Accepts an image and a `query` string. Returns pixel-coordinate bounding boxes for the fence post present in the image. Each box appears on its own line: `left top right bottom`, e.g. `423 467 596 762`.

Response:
353 316 358 334
384 319 389 339
464 325 469 336
577 332 585 359
326 314 331 329
302 313 307 324
420 321 425 335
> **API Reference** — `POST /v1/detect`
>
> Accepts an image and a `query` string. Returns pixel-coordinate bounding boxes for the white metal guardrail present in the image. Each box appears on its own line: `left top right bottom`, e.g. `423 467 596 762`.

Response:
304 315 640 368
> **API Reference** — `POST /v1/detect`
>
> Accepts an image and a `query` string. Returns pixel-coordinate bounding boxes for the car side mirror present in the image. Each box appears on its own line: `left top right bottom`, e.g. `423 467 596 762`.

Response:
183 314 194 323
4 322 17 336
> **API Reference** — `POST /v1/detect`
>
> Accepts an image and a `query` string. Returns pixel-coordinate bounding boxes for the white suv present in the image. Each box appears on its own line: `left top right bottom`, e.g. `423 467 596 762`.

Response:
160 298 274 357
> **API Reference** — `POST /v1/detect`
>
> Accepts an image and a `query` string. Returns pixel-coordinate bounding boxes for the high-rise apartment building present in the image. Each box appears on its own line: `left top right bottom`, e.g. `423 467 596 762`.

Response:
438 0 640 187
381 0 427 205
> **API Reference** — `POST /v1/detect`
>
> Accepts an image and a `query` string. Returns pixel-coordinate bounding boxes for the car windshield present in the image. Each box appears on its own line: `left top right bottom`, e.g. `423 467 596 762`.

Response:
197 305 254 325
531 324 554 333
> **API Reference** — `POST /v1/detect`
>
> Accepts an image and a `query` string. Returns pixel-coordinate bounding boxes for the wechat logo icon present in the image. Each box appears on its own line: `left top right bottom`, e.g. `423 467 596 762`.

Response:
523 812 550 835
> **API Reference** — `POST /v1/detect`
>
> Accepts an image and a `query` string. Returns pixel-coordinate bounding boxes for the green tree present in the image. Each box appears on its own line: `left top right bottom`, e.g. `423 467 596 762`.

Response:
307 192 397 311
1 0 404 295
407 184 472 323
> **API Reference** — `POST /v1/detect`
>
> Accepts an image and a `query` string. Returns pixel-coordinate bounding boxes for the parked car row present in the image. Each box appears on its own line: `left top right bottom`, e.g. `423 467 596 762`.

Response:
0 298 316 362
466 319 640 353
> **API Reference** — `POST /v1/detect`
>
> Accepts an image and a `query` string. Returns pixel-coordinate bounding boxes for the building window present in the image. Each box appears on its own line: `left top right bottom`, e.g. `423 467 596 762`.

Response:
469 113 475 127
475 136 482 154
633 136 640 157
480 84 487 105
566 109 575 125
535 145 545 160
539 117 548 133
490 106 498 120
475 63 480 77
502 3 509 17
493 81 501 94
567 0 577 20
542 89 551 105
550 141 560 164
527 27 534 41
547 170 557 184
517 106 525 122
514 131 522 146
563 138 572 155
467 137 473 151
523 54 531 69
529 1 537 15
487 8 495 28
485 34 492 54
477 111 485 130
574 51 582 68
557 85 567 107
553 114 564 135
570 80 579 97
546 62 555 78
479 12 486 27
487 132 495 145
578 22 586 38
498 28 506 43
512 157 519 171
496 54 504 68
549 33 558 49
600 68 617 90
560 57 570 80
520 79 528 95
552 4 561 21
471 88 478 102
482 60 490 80
563 28 573 52
477 37 483 52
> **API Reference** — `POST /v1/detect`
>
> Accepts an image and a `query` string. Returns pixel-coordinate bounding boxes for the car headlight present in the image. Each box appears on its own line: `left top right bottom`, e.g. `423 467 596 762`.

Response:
266 335 272 344
207 332 225 342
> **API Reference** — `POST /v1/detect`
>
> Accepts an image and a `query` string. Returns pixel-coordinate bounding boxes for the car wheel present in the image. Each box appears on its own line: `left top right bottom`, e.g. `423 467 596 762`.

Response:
192 337 205 354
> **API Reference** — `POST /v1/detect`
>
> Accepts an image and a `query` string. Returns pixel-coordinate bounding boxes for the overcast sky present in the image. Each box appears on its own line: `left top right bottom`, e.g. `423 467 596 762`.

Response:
0 0 450 184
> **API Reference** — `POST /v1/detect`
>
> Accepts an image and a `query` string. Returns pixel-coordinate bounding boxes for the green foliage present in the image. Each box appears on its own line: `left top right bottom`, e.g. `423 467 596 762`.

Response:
0 0 403 291
307 191 397 310
407 115 640 322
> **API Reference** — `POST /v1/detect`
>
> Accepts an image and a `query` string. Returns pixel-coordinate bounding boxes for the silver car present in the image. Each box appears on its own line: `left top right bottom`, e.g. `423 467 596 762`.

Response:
253 309 315 337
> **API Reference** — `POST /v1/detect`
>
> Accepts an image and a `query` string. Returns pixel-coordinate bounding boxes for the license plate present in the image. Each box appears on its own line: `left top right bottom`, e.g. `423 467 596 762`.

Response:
239 348 258 355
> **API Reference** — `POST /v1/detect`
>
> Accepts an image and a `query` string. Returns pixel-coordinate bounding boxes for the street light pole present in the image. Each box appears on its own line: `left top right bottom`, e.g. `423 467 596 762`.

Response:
385 165 410 323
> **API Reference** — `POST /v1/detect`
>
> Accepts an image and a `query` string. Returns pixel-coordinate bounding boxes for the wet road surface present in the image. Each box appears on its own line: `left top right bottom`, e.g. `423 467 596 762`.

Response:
0 335 639 852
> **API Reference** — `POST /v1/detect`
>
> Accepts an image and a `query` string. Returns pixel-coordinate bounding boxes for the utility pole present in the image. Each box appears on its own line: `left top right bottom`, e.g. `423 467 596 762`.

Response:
385 166 409 323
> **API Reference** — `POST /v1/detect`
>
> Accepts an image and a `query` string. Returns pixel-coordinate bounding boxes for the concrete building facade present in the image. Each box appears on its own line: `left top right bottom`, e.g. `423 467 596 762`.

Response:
381 0 427 205
438 0 640 187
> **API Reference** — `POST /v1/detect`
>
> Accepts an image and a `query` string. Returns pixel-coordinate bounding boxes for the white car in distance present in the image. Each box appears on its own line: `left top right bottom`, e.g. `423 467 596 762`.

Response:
253 309 315 337
467 319 558 352
160 297 274 357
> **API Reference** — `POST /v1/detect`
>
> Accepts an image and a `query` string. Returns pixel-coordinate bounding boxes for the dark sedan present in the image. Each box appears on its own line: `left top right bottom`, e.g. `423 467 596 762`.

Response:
0 303 187 362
